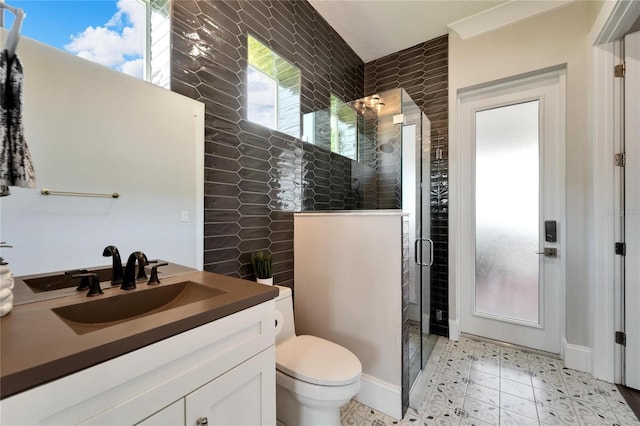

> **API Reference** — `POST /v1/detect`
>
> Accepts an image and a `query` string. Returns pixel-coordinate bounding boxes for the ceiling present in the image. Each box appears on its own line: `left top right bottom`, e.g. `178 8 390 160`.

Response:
306 0 509 62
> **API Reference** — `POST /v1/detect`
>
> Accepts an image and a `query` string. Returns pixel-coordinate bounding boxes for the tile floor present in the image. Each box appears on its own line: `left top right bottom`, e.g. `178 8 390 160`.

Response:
340 336 640 425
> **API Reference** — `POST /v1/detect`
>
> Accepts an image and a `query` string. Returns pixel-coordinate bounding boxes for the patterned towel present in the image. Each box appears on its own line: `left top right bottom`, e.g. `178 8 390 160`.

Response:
0 49 36 191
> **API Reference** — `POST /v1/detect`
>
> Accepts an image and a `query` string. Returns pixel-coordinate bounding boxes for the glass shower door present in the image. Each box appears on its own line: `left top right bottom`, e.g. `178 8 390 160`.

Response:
419 113 433 372
403 106 433 392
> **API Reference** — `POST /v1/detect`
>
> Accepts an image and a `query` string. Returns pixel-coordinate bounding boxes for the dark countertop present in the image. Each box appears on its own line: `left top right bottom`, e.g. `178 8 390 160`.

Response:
11 261 198 305
0 271 278 399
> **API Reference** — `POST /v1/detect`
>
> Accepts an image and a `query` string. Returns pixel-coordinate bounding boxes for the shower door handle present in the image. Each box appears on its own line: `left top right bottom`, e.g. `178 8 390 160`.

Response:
426 238 434 267
414 238 434 266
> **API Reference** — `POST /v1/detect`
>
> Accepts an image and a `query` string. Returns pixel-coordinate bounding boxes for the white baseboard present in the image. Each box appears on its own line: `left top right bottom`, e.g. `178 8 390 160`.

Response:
449 319 460 341
563 338 591 373
354 373 402 420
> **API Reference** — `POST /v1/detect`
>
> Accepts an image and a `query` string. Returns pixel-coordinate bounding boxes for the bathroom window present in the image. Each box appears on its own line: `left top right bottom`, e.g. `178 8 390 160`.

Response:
1 0 171 88
247 34 301 138
247 66 278 130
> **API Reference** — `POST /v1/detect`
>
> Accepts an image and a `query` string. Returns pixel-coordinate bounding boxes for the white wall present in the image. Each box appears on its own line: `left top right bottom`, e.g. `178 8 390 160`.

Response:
294 212 404 419
0 35 204 275
448 1 598 348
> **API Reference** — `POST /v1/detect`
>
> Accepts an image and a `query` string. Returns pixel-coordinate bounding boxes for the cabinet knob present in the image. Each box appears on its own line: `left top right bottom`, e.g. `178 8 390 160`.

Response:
196 417 209 426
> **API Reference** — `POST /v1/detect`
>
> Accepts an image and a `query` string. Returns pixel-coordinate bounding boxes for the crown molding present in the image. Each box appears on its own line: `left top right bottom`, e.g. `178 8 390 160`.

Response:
448 0 575 40
593 0 640 45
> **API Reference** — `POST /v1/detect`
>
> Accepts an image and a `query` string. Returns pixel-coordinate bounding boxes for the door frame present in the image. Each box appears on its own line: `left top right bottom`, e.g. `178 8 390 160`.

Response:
455 68 566 354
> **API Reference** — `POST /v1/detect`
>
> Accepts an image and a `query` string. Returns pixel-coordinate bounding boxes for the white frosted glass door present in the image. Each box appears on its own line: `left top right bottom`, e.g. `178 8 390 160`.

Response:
475 101 540 324
458 69 564 354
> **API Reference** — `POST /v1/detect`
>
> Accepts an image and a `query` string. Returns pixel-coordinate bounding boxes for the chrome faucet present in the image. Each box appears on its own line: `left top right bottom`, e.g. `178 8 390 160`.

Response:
102 245 124 286
121 251 148 290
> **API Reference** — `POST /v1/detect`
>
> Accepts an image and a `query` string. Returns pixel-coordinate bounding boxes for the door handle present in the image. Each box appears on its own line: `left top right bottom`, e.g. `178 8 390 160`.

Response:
415 238 434 266
426 238 434 267
536 248 557 257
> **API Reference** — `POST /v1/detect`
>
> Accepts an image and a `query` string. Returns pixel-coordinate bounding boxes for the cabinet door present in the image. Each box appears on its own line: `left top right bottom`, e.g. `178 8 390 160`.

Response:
136 400 184 425
185 347 275 426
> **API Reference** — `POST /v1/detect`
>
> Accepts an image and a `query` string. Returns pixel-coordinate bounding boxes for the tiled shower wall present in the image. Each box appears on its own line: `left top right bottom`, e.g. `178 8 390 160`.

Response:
170 1 449 335
365 35 450 336
170 0 364 286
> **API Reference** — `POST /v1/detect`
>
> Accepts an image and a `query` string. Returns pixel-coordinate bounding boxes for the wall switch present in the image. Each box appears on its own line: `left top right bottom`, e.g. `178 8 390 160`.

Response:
181 211 189 222
436 309 443 322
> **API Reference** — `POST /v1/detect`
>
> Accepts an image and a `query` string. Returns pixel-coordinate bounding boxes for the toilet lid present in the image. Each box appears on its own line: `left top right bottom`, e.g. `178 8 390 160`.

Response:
276 335 362 386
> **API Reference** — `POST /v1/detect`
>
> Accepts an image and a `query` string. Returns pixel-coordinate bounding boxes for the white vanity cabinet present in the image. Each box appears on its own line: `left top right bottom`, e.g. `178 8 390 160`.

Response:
183 348 274 426
0 300 276 425
137 348 274 426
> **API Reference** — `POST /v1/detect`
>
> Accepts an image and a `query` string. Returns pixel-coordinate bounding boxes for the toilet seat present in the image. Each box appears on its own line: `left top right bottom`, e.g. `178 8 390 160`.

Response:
276 335 361 386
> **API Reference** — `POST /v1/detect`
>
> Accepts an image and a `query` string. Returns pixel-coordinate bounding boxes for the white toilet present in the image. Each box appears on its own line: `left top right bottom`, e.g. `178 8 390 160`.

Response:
274 285 362 426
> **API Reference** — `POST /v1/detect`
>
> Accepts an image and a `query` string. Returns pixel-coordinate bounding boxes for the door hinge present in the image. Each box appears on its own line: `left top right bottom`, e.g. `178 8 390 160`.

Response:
615 331 626 346
615 153 625 167
615 242 626 256
615 63 626 78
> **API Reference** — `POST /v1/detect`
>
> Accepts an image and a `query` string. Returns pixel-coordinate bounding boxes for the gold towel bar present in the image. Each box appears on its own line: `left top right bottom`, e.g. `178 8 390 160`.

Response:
40 189 120 199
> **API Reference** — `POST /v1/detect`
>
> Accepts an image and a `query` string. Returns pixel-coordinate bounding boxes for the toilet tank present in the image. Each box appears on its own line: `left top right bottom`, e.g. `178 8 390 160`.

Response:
274 285 296 344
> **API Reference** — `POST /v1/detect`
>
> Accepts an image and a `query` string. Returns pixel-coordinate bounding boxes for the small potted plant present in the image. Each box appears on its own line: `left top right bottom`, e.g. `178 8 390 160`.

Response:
251 251 273 285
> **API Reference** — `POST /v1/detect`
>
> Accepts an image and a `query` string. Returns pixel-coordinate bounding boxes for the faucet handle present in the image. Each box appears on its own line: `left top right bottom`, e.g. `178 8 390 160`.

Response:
71 273 103 297
147 262 168 285
68 269 89 290
135 253 154 280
